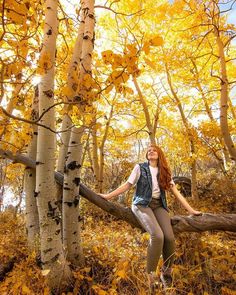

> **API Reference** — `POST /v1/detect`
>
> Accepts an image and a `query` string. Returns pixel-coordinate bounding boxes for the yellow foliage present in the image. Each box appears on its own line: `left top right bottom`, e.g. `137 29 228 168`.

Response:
37 51 53 75
102 50 114 65
82 73 94 89
61 86 74 98
142 41 150 55
143 57 156 70
149 35 164 47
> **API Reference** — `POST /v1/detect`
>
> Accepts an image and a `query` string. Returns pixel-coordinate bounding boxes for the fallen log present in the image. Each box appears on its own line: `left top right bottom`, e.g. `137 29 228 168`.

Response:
1 148 236 233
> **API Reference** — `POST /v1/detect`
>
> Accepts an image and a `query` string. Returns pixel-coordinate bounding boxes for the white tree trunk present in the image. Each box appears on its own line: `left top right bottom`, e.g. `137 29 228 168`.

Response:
165 63 199 200
24 87 39 251
133 76 156 144
35 0 70 290
62 0 95 266
99 103 114 193
57 7 85 174
63 126 84 265
214 28 236 161
91 118 100 189
57 114 72 174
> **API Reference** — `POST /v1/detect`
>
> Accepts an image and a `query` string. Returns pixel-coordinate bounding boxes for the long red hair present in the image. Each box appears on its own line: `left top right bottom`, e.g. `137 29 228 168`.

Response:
146 144 172 190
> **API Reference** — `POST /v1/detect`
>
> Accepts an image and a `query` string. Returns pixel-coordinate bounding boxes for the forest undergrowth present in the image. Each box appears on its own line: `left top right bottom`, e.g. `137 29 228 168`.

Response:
0 174 235 295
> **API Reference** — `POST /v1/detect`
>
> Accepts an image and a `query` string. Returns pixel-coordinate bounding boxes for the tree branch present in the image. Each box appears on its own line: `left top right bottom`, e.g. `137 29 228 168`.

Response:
1 148 236 233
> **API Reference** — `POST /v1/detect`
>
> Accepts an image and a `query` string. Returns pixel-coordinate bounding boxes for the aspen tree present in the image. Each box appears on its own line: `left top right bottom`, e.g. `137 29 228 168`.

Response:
24 87 39 251
98 98 115 193
57 8 85 174
133 76 156 144
62 0 95 266
91 115 100 189
214 26 236 161
164 62 199 200
190 58 230 170
35 0 71 289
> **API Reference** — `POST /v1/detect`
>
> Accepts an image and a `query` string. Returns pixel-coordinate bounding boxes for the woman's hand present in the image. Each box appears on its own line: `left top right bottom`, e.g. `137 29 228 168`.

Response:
98 193 112 200
188 209 202 216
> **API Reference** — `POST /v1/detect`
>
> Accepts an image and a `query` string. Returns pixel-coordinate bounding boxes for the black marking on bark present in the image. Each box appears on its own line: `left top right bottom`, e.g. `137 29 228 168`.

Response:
74 196 80 208
55 229 60 235
78 215 83 222
54 216 60 225
36 161 43 165
29 173 32 177
63 187 70 191
74 95 82 102
83 35 89 40
47 237 53 242
73 177 80 186
47 201 56 217
71 141 76 144
50 253 60 263
34 191 39 197
73 231 77 234
43 248 53 254
43 89 53 98
33 131 38 135
55 200 62 205
64 165 68 174
47 29 52 35
64 201 73 207
67 161 81 170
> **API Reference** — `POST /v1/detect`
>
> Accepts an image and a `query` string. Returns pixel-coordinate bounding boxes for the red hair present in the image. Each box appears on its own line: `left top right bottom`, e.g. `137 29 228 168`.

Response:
146 144 172 190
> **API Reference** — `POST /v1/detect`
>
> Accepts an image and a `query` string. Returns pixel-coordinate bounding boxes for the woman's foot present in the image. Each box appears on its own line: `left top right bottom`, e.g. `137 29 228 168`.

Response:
160 272 172 288
148 271 160 288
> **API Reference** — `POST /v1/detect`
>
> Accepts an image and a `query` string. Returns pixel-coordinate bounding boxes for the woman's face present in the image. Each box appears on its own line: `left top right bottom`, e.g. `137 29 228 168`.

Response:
147 146 159 161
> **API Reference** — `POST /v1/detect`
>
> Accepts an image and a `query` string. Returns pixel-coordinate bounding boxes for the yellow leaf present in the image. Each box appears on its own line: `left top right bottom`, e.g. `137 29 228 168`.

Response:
116 269 127 278
62 86 74 97
102 50 114 64
142 42 150 54
126 44 138 55
83 73 93 89
143 57 156 70
38 51 52 74
22 285 31 294
149 35 164 46
105 84 113 94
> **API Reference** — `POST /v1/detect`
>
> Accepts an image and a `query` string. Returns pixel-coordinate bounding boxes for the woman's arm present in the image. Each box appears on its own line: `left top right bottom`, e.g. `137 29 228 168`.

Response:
170 184 202 215
99 182 132 200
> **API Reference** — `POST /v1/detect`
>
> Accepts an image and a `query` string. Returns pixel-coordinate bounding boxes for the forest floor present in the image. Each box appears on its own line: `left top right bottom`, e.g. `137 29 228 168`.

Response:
0 190 235 295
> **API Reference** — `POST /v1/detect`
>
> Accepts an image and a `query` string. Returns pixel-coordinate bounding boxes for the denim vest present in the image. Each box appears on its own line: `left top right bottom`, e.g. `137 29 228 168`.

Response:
132 162 168 211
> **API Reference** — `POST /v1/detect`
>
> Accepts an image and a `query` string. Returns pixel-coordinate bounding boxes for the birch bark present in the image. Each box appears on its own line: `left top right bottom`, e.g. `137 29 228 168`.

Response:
35 0 70 290
62 0 95 266
24 87 39 251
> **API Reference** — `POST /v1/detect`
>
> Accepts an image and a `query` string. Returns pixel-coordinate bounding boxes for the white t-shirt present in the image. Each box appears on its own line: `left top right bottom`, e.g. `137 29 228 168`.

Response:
127 164 175 199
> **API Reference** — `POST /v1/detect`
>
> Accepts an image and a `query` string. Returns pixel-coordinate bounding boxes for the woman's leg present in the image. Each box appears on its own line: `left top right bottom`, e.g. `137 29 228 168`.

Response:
131 204 164 273
152 206 175 271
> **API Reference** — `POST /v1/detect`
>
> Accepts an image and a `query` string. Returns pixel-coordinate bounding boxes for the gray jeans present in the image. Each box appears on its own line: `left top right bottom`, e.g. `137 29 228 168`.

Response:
132 198 175 273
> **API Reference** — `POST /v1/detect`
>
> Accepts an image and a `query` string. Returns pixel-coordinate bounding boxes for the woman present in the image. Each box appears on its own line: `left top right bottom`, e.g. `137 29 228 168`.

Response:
99 144 201 288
